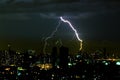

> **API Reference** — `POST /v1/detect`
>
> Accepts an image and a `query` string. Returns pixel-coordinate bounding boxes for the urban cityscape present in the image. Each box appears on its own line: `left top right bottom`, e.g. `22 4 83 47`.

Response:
0 0 120 80
0 44 119 80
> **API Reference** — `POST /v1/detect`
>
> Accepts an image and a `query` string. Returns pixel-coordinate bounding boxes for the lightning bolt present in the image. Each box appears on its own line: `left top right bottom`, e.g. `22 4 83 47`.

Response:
60 17 83 51
55 39 63 47
43 20 61 54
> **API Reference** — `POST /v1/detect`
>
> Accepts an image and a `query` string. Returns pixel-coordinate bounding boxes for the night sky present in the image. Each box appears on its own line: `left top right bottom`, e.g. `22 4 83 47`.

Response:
0 0 120 53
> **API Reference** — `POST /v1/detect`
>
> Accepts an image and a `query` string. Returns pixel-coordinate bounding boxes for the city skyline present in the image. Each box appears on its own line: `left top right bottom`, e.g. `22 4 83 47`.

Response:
0 0 120 80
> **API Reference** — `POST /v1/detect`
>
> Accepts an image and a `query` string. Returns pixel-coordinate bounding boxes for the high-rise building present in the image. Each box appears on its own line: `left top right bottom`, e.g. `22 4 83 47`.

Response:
59 46 69 69
51 47 57 68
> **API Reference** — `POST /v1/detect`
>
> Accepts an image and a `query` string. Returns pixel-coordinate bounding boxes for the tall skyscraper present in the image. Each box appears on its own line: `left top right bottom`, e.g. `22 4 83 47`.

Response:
59 46 69 69
51 47 57 68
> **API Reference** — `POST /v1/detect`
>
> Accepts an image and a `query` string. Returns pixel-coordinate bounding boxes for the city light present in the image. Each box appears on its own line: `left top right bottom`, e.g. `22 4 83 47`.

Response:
116 61 120 65
5 68 10 71
37 63 53 70
17 67 26 71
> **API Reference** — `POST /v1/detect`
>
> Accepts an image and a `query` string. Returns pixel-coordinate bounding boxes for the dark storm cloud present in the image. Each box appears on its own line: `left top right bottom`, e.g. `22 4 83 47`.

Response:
0 1 120 41
37 1 120 12
34 1 120 20
39 13 58 19
38 9 120 22
0 13 30 20
0 12 61 39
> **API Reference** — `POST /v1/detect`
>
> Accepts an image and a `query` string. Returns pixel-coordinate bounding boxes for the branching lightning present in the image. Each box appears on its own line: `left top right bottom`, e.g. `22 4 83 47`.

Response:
43 21 61 54
60 17 83 51
43 16 83 54
55 39 63 47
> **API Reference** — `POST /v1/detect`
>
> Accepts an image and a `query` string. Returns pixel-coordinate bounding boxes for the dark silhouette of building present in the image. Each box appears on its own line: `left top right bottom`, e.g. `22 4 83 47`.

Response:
59 46 69 69
103 48 107 58
51 47 58 68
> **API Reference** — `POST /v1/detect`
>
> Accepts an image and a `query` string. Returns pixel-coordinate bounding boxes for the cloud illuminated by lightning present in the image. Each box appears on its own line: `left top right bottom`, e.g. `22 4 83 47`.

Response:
60 17 83 51
43 21 61 54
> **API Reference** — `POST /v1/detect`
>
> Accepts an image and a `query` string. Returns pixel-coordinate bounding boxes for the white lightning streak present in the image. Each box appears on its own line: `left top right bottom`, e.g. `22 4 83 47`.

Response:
43 21 61 54
60 17 83 51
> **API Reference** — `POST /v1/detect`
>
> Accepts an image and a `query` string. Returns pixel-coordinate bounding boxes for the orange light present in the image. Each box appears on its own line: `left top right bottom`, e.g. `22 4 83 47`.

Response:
5 68 10 71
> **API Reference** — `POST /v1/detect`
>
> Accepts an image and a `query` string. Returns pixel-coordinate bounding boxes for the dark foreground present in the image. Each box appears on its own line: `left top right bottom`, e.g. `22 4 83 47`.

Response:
1 59 120 80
